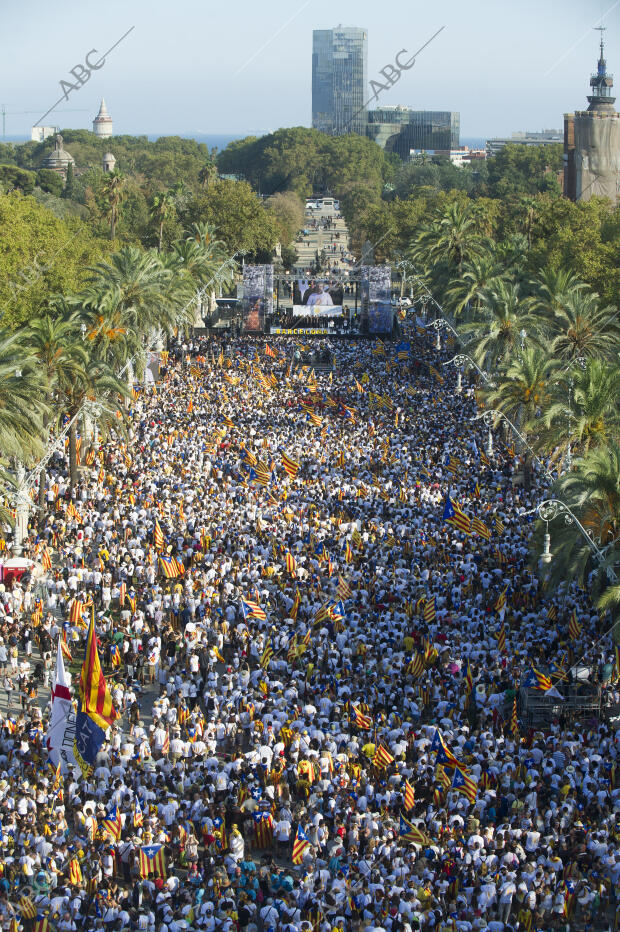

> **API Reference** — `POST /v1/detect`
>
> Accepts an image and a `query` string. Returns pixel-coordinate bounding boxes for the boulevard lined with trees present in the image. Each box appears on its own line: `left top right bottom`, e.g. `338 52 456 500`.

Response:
0 127 617 609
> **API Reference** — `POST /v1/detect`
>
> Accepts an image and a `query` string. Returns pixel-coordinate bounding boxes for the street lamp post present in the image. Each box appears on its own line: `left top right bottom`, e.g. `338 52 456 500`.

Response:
477 409 553 480
445 353 491 385
534 498 618 582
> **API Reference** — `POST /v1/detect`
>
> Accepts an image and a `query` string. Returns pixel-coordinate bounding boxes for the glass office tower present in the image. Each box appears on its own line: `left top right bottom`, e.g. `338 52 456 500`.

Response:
366 108 460 157
312 27 368 136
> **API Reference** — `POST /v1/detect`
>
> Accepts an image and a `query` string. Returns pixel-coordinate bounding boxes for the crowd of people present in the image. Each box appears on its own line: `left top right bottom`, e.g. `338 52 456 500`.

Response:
0 323 618 932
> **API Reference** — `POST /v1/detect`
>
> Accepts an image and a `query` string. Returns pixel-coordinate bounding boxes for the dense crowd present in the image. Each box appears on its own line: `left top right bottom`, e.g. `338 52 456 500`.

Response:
0 325 618 932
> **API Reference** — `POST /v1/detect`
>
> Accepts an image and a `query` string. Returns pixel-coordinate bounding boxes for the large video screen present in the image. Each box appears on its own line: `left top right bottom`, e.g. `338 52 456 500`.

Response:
243 265 274 333
293 279 344 317
361 266 392 334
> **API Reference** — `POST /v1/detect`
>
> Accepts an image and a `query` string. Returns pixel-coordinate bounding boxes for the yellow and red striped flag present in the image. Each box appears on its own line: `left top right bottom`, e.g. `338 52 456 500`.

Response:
69 857 82 885
281 452 300 479
154 519 165 551
292 824 311 864
568 610 581 640
404 780 415 811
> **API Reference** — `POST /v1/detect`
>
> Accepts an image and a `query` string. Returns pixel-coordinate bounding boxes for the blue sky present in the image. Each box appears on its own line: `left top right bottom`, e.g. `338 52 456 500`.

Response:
2 0 617 140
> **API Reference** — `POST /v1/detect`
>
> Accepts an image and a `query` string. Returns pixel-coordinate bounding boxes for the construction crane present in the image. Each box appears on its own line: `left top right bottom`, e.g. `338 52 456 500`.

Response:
0 107 90 139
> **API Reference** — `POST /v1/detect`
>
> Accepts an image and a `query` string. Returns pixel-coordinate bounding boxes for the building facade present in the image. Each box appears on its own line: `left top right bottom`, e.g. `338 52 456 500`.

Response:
366 107 460 158
564 33 620 204
486 130 563 158
312 27 368 136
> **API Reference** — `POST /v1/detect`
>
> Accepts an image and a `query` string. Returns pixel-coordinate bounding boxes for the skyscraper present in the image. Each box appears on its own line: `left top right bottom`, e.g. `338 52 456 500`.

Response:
312 27 368 136
564 31 620 204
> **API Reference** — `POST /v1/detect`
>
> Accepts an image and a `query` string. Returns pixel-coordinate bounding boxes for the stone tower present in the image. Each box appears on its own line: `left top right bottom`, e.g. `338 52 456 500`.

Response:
102 152 116 173
564 30 620 204
93 99 113 138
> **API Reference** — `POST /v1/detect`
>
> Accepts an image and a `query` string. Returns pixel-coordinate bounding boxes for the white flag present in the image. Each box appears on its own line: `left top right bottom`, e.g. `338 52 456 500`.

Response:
46 638 79 774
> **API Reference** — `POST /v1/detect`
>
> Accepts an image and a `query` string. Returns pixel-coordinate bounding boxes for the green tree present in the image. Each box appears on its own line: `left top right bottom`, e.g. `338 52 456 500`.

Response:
537 442 620 619
99 170 126 240
538 359 620 466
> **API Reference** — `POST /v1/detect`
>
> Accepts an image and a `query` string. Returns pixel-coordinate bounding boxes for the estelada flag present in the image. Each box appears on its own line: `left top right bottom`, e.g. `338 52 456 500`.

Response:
253 811 273 849
139 844 166 879
292 824 311 864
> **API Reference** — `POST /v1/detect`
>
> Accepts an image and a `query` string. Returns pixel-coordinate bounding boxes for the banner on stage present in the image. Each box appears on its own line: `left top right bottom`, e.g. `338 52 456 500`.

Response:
270 328 330 335
292 306 342 317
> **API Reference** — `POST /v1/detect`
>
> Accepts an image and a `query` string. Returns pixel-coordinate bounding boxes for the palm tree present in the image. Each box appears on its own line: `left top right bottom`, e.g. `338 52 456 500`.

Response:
24 310 88 508
409 201 488 283
538 442 620 619
482 346 553 487
548 291 620 363
538 359 620 466
83 246 174 339
198 161 218 189
445 254 506 317
100 170 126 240
0 330 48 463
150 191 176 253
460 279 538 372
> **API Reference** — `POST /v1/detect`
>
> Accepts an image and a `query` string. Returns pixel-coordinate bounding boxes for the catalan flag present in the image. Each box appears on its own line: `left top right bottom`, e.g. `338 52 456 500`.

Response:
110 644 122 667
265 344 277 358
337 575 352 600
69 598 86 628
134 797 144 828
351 705 372 729
281 452 300 479
73 614 119 778
260 645 274 670
404 780 415 811
480 451 490 467
531 666 553 691
19 896 37 919
495 516 505 535
562 879 576 919
431 729 460 768
511 696 519 738
443 495 471 534
41 546 52 572
398 812 430 846
423 596 436 624
471 516 490 541
292 825 311 864
344 542 353 564
405 653 425 679
69 857 83 885
373 744 394 769
451 764 477 804
101 806 122 842
285 552 297 575
497 623 506 653
546 604 558 622
568 610 581 640
335 451 345 468
494 587 507 613
241 598 267 621
139 844 166 879
253 811 274 849
154 519 165 551
33 917 50 932
159 555 182 579
465 660 474 695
